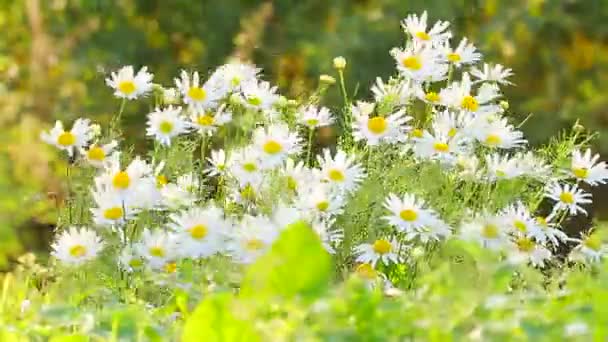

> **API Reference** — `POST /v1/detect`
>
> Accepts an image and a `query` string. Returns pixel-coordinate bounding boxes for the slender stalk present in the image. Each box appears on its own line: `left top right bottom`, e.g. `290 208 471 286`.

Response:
306 127 315 166
66 163 73 224
110 98 127 138
338 70 349 106
198 134 208 197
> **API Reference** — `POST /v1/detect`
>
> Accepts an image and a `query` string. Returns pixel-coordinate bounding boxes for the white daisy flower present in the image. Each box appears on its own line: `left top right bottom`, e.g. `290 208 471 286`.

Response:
281 158 313 192
105 66 154 100
227 146 265 187
569 233 608 263
316 149 366 193
352 103 411 146
391 44 448 82
460 214 509 250
136 229 178 270
507 237 552 267
80 140 119 168
174 70 221 110
404 216 452 243
170 206 229 258
485 153 523 181
431 110 475 140
529 216 568 248
499 202 540 238
472 117 526 149
454 153 481 180
146 106 190 146
253 123 302 168
371 77 418 106
160 183 197 210
513 151 552 180
41 118 94 157
412 129 468 164
443 37 481 67
570 149 608 186
470 63 514 85
241 80 279 111
205 149 228 177
207 63 260 94
118 246 145 273
383 193 439 232
227 215 280 264
90 189 137 227
401 11 451 45
297 182 345 220
189 104 232 136
94 154 155 199
299 105 334 129
439 73 501 115
354 238 401 267
51 227 104 265
545 183 592 216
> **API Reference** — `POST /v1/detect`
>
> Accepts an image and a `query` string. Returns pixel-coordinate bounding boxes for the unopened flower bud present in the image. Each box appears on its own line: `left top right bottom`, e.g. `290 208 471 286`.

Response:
499 100 509 110
573 121 585 133
333 56 347 70
319 74 336 85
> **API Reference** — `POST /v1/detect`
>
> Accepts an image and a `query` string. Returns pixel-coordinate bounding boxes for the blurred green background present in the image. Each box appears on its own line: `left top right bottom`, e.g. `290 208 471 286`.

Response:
1 0 607 268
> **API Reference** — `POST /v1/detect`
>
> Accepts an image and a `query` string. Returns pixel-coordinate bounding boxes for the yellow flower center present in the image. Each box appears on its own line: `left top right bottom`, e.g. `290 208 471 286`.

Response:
189 224 208 240
263 140 283 154
415 31 430 41
287 176 298 191
164 262 177 274
495 170 507 178
197 114 215 127
572 167 589 179
514 220 527 232
316 201 329 212
448 128 457 137
243 162 257 172
367 117 388 135
231 76 241 87
485 134 502 146
461 95 479 112
355 263 377 280
399 209 418 222
425 92 440 103
328 169 345 182
433 142 449 153
69 245 87 258
482 224 499 239
244 238 265 251
156 175 168 188
516 238 535 252
411 128 424 138
240 185 256 201
401 56 422 70
159 121 174 134
447 53 461 63
306 118 319 126
128 258 143 268
584 235 602 251
536 216 548 227
149 246 165 258
187 87 207 101
103 207 123 220
112 171 131 189
87 146 106 161
559 192 574 204
372 239 392 255
247 96 262 106
118 80 137 95
57 132 76 146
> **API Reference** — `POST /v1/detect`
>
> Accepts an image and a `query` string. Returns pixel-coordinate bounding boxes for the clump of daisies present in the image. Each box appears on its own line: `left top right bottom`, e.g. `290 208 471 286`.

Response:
39 11 608 312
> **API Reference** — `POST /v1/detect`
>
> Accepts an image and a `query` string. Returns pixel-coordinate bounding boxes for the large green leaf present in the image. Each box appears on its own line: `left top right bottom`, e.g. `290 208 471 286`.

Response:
240 221 332 302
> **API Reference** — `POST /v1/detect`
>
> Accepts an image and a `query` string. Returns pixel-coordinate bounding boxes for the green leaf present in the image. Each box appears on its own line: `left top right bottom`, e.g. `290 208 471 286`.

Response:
49 334 89 342
240 221 332 302
182 293 260 342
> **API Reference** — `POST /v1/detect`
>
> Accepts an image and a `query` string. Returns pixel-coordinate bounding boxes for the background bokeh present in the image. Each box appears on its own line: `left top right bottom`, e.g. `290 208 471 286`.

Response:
1 0 607 268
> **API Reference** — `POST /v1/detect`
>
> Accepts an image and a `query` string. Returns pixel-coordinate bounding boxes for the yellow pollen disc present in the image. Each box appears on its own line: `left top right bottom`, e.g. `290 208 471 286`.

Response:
367 117 388 135
118 80 136 95
164 262 177 274
425 92 440 103
482 224 499 239
112 171 131 189
263 140 283 154
189 224 208 240
355 263 377 279
461 95 479 112
485 134 502 146
495 170 507 178
287 176 298 191
103 207 123 220
514 220 527 232
159 121 174 134
433 142 449 153
415 31 430 41
447 53 461 63
244 238 265 251
87 146 106 161
57 132 76 146
448 128 457 137
373 239 392 255
402 56 422 70
129 258 143 268
516 238 535 252
197 114 215 126
328 169 345 182
247 96 262 106
69 245 87 257
316 201 330 212
399 209 418 222
243 162 257 172
584 235 602 251
156 175 168 188
572 167 589 179
149 246 165 258
559 192 574 204
306 118 319 126
231 77 241 87
187 87 207 101
536 216 548 227
411 128 424 138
